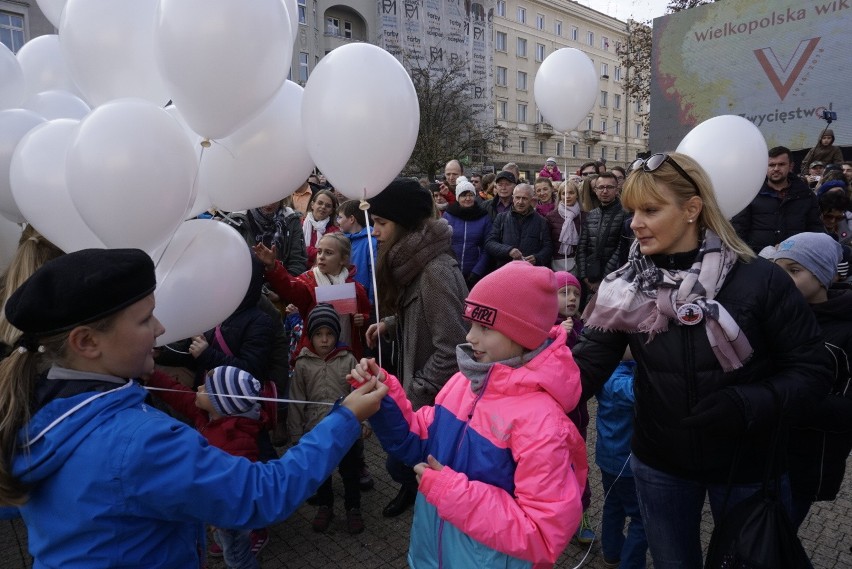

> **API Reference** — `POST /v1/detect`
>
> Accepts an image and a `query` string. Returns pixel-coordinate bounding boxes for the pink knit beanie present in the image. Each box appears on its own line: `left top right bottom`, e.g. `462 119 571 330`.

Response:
463 261 558 350
554 271 581 292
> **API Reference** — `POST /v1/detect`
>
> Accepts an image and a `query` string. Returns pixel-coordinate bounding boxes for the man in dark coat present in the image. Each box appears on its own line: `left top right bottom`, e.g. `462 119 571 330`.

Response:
731 146 824 253
485 183 552 268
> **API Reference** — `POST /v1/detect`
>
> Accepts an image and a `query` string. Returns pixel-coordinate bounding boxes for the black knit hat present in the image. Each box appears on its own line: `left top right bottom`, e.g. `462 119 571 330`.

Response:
5 248 156 340
307 303 341 340
366 177 434 230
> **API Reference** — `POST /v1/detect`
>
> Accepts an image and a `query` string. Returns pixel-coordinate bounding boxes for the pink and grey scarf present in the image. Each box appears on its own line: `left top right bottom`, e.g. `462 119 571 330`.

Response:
583 229 753 372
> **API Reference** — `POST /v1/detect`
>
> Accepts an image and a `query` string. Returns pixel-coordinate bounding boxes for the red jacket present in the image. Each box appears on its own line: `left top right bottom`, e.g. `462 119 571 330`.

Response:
264 262 370 359
146 371 263 462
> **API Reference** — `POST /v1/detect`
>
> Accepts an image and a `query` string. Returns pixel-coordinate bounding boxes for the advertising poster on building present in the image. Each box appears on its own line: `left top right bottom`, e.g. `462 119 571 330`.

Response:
377 0 494 122
650 0 850 152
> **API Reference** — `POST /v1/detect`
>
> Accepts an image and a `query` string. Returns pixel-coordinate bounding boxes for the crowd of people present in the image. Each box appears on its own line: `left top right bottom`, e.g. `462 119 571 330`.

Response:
0 134 849 569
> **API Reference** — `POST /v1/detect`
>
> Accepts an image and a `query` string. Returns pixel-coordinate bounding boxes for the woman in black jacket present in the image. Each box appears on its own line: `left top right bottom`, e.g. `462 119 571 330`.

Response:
572 152 831 568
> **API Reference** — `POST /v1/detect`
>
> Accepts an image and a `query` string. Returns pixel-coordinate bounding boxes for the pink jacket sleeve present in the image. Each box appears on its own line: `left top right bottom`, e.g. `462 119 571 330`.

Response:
418 411 588 565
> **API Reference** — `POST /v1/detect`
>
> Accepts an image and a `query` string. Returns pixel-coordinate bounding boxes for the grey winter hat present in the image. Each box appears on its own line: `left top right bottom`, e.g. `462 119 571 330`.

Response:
772 232 842 289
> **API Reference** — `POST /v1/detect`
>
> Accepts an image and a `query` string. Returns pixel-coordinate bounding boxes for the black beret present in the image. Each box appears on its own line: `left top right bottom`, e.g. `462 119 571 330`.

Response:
367 178 434 230
5 248 156 337
495 171 516 184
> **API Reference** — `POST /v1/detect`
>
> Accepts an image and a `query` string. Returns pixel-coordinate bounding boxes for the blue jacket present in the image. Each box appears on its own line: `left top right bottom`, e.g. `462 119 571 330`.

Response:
346 227 377 306
443 205 492 278
2 379 360 568
595 361 636 476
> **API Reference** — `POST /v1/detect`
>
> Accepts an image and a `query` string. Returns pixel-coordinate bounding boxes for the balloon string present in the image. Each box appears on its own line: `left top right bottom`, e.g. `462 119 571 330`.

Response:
361 191 383 370
145 386 335 406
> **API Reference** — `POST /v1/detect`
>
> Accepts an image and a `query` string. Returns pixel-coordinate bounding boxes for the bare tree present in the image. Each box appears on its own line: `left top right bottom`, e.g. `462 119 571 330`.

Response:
404 55 505 179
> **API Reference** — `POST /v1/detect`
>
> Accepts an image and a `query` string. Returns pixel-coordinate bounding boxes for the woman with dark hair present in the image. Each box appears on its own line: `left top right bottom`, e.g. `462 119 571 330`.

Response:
572 152 831 567
303 189 340 268
364 178 468 517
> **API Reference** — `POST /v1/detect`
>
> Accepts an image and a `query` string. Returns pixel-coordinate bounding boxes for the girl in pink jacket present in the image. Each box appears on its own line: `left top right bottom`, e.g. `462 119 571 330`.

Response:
350 262 588 568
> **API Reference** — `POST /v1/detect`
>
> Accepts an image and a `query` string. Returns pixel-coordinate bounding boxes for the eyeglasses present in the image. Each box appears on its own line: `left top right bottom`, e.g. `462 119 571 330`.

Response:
613 175 625 181
595 184 617 191
631 153 701 194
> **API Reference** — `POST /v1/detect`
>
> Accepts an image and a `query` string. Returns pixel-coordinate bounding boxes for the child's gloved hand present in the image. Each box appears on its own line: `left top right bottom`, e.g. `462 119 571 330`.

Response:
346 358 386 389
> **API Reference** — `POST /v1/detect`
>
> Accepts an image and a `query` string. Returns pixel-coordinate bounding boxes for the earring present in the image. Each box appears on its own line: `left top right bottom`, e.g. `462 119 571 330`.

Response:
687 219 694 224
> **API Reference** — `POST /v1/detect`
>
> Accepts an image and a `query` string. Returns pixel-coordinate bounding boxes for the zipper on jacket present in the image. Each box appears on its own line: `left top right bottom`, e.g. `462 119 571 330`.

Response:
462 222 468 275
683 326 701 469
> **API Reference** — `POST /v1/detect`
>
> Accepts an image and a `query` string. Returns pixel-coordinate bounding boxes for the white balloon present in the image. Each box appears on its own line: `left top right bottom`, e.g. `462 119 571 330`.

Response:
155 0 292 140
15 35 81 100
202 81 314 211
283 0 299 46
36 0 67 28
60 0 170 107
0 43 25 110
0 109 46 223
676 115 768 220
9 119 104 252
163 104 209 218
302 43 419 199
66 98 197 253
154 219 252 345
23 90 90 120
534 48 598 133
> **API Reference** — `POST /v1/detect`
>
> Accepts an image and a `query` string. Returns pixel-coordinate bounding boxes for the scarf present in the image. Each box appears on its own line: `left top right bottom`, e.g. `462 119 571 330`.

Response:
456 339 551 393
557 202 581 256
248 207 288 250
387 219 454 286
583 230 753 372
310 266 352 347
302 212 331 249
446 201 488 220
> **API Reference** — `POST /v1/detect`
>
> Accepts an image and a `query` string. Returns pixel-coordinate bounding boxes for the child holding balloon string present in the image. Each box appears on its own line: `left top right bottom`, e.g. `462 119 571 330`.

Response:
253 232 370 360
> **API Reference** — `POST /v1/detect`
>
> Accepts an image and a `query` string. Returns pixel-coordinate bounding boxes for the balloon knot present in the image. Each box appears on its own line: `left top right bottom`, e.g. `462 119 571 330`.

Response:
200 139 211 148
359 200 370 211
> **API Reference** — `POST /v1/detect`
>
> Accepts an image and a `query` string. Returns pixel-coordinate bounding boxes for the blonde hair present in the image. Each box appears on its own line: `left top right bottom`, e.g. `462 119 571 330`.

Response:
316 232 351 266
621 152 755 262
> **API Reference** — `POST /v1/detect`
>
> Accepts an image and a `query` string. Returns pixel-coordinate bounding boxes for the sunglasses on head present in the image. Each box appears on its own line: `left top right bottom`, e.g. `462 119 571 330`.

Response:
630 153 701 194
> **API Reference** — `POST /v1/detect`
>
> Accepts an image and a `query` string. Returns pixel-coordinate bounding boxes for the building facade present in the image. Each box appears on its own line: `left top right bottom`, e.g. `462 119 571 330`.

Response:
0 1 52 53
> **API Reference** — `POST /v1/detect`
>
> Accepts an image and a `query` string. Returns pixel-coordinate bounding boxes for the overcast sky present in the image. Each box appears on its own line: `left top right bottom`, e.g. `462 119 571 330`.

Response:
577 0 672 24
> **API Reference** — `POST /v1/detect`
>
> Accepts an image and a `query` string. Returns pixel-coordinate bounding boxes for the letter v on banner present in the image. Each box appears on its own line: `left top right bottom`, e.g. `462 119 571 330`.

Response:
753 38 820 101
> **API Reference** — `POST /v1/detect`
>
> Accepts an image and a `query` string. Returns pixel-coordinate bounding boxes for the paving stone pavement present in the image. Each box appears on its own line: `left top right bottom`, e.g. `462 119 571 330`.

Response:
2 398 851 568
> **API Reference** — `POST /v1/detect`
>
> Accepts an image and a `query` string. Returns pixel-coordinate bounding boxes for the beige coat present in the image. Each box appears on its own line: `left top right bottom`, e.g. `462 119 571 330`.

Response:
288 347 358 438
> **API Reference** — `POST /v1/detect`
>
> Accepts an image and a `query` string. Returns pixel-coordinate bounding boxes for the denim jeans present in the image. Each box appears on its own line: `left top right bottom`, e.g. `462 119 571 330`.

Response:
631 455 793 569
214 527 258 569
600 469 647 568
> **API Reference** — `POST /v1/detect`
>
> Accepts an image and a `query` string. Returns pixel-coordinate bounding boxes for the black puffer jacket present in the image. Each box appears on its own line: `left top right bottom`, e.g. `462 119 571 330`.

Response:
485 209 553 268
730 176 824 253
573 257 831 484
576 199 628 282
787 287 852 501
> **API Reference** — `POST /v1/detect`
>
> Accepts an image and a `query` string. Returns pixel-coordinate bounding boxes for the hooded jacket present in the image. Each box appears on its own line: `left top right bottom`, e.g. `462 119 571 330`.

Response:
369 326 588 568
801 128 844 173
289 345 358 437
442 202 492 278
345 227 377 306
2 377 361 568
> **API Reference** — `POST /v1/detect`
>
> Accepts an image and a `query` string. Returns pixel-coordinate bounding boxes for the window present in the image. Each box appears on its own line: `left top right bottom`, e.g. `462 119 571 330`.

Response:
635 122 643 138
535 43 545 62
496 66 508 86
614 66 622 81
517 103 527 123
519 137 527 153
517 37 527 57
496 0 506 17
614 93 622 109
500 138 508 152
326 17 339 35
601 146 607 160
554 20 562 36
517 71 527 90
586 117 593 130
344 21 352 39
556 141 563 156
572 144 578 158
601 36 610 51
517 6 526 23
571 26 578 41
586 146 592 159
614 147 620 161
498 100 508 119
297 0 307 24
636 100 643 112
536 14 544 30
600 91 608 107
601 119 607 132
0 11 24 53
538 140 546 155
496 31 507 51
298 52 309 82
601 63 608 77
536 110 544 123
615 41 623 53
587 31 594 46
614 120 621 135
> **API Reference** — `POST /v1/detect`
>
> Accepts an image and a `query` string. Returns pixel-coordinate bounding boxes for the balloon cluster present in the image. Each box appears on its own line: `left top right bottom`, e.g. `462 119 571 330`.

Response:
0 0 419 345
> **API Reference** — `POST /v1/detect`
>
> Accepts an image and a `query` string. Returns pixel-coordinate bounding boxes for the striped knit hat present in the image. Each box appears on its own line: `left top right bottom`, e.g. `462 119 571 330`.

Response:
308 303 341 340
205 366 262 416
